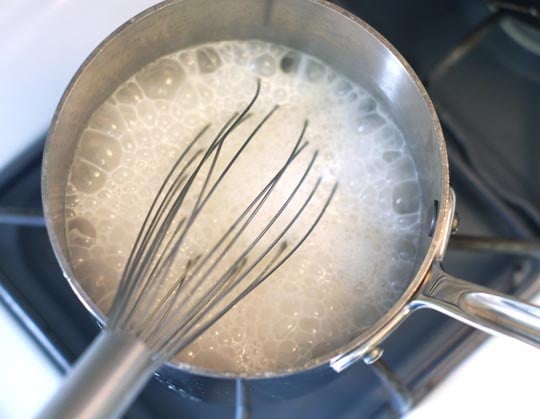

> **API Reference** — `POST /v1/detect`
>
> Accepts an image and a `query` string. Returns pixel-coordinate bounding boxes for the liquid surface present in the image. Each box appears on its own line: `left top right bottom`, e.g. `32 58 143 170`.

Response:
65 40 423 374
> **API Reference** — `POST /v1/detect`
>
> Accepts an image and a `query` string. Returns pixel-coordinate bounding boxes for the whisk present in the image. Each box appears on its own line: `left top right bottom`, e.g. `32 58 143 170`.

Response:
38 80 337 419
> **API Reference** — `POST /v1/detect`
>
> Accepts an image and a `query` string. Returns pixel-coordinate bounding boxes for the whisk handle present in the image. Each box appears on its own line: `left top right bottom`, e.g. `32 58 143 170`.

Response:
37 330 154 419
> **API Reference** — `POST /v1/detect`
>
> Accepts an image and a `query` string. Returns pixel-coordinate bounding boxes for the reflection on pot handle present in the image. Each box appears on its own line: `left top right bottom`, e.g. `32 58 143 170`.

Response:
415 263 540 348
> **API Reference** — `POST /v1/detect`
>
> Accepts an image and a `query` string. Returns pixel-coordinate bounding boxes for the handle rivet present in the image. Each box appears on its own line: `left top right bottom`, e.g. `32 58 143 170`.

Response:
427 200 439 237
451 212 460 234
363 347 384 364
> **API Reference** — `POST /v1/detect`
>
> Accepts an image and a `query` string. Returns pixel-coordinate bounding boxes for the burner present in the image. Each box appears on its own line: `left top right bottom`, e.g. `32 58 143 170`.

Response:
501 16 540 54
460 2 540 83
489 1 540 55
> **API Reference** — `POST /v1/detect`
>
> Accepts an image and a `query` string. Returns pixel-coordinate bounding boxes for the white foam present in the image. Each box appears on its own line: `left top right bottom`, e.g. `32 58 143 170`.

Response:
65 40 423 374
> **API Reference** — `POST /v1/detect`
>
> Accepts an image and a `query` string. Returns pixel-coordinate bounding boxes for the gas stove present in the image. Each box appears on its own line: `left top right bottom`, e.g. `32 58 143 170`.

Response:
1 1 539 418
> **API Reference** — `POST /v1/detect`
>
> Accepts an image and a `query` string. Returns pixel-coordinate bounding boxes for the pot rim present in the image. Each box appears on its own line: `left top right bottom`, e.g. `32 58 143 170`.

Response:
41 0 450 380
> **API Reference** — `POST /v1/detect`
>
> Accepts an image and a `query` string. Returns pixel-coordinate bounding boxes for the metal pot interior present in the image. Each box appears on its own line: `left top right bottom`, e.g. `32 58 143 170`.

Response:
42 0 448 378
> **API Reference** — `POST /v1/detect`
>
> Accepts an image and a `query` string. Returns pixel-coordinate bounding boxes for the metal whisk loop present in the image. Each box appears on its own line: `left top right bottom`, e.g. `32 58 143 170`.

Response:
110 87 258 328
106 79 337 364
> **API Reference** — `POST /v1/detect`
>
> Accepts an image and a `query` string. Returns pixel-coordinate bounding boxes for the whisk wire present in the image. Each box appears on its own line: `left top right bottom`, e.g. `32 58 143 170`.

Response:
113 82 260 329
114 86 255 326
148 120 310 350
160 181 337 358
141 255 201 343
125 98 261 331
135 81 260 282
109 125 209 324
106 78 336 364
156 150 329 358
154 115 305 328
119 112 240 323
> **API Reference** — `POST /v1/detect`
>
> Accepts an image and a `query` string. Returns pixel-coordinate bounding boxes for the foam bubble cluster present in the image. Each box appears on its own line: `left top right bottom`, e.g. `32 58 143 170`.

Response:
65 40 423 374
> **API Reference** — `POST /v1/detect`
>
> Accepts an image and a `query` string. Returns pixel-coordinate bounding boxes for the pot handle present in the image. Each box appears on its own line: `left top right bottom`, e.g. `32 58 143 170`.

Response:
37 330 154 419
415 263 540 348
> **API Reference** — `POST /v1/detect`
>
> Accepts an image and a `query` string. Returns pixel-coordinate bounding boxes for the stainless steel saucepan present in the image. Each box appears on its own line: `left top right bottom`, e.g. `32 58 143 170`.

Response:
41 0 540 407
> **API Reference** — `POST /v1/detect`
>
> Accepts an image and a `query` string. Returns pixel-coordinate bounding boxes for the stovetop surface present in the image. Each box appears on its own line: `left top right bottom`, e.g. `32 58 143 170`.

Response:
1 1 539 418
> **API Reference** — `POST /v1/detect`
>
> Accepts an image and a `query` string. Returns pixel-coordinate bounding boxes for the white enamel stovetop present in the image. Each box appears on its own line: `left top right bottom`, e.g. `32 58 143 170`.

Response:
0 1 538 418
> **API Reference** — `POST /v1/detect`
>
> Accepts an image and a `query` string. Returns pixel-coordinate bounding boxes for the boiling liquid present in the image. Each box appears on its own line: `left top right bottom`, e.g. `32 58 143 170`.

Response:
65 40 423 373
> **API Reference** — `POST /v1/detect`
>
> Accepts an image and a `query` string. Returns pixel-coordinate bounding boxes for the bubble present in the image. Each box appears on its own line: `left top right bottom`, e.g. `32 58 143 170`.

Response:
386 263 413 289
342 92 357 104
178 51 197 73
392 181 421 214
136 101 157 127
136 58 185 100
246 40 265 54
66 183 77 195
197 83 214 104
377 125 404 149
250 53 277 77
67 217 97 248
175 82 198 111
119 133 136 152
65 193 80 208
217 43 234 63
357 96 377 114
397 214 419 228
352 135 372 156
131 128 152 148
142 147 156 161
96 218 113 234
155 100 171 113
305 59 326 82
395 236 418 260
69 245 91 267
327 70 337 83
280 51 301 74
79 130 122 171
117 105 138 129
88 103 126 136
334 79 353 96
196 47 222 73
111 166 134 185
378 186 394 210
157 115 174 130
233 44 249 65
382 150 401 162
105 254 125 272
75 259 118 312
388 156 416 180
357 113 386 135
115 82 144 104
274 88 287 102
70 159 107 193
